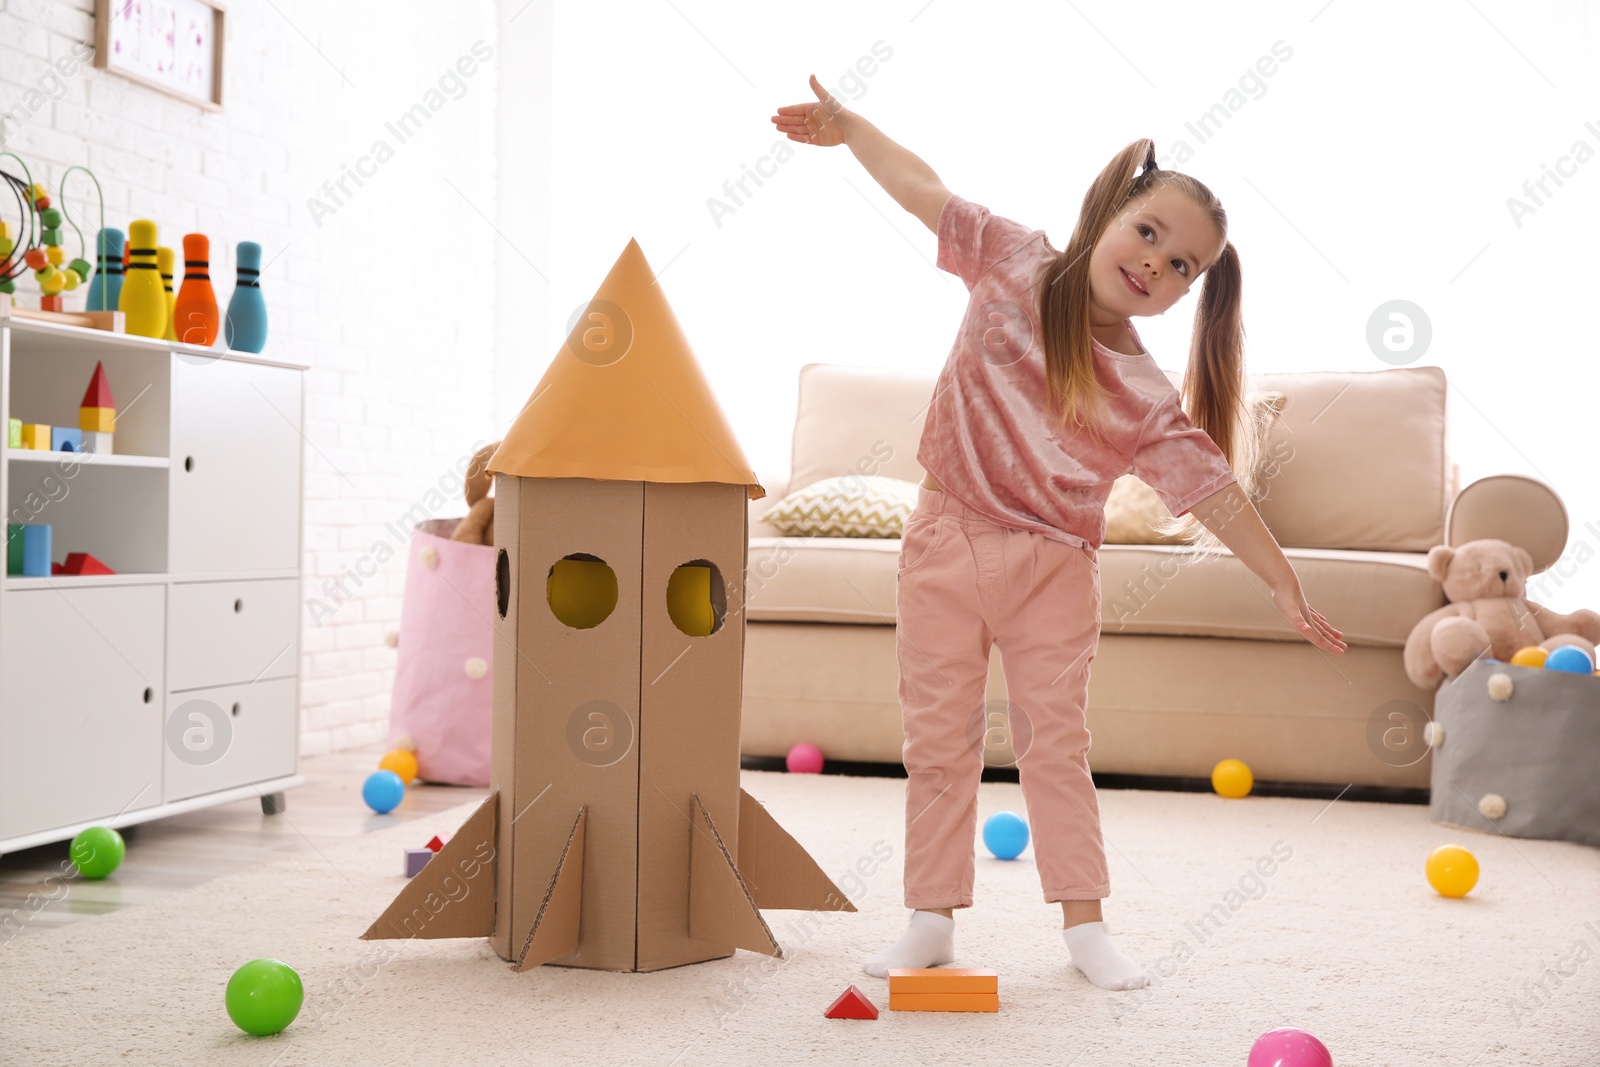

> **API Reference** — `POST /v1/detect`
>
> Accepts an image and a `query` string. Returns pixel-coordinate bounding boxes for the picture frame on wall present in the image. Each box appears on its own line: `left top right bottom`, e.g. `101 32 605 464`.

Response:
93 0 226 111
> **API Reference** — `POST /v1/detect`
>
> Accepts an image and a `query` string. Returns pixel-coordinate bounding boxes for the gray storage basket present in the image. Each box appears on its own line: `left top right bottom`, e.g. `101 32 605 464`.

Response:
1430 658 1600 849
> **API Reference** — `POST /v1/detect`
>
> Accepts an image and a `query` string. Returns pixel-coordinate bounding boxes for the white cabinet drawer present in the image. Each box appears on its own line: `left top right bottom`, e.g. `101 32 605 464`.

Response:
163 676 298 802
0 585 165 839
169 357 303 573
168 578 299 691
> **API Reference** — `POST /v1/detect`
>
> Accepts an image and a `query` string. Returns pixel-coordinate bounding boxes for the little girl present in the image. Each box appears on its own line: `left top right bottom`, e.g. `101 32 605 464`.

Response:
773 76 1347 991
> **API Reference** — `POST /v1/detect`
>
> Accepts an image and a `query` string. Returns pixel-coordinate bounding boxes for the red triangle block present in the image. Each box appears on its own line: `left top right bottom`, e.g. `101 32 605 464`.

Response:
425 835 446 853
63 552 116 576
80 362 116 409
825 984 879 1020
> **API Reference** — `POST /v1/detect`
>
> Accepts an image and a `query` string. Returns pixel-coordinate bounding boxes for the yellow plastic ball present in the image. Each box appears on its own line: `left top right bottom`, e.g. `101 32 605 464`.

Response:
1425 844 1479 898
378 749 418 784
1509 646 1547 668
46 244 64 266
1211 758 1254 799
39 267 66 295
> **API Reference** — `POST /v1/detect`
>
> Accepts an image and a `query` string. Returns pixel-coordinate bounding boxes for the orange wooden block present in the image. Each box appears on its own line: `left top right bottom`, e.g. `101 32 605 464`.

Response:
888 990 999 1013
886 967 998 994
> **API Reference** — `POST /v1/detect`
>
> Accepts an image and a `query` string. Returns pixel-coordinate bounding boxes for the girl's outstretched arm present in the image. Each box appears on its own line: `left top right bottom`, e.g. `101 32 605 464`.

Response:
1187 482 1348 656
772 74 950 233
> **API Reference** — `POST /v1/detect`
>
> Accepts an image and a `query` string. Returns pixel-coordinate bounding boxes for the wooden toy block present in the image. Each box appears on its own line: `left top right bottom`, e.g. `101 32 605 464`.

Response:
886 968 999 994
40 294 63 313
82 431 114 454
20 524 51 577
888 990 999 1013
50 427 83 452
5 524 23 576
7 418 18 448
81 361 116 410
0 293 125 333
62 552 115 576
824 984 879 1020
21 424 51 450
425 834 448 853
405 847 433 878
79 406 115 433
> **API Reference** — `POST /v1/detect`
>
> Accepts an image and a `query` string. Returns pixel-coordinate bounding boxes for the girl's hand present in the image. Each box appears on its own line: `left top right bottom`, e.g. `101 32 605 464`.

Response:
772 74 850 147
1270 579 1347 655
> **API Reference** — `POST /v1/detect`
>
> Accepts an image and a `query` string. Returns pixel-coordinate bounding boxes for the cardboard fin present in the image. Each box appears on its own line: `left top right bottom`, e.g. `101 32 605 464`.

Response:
512 806 587 972
362 792 498 941
737 789 856 913
688 795 781 958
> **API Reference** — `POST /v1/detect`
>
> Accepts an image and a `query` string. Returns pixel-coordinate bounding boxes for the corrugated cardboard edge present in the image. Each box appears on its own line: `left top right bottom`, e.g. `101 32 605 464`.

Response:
361 792 498 941
688 795 781 958
513 806 587 972
737 789 857 913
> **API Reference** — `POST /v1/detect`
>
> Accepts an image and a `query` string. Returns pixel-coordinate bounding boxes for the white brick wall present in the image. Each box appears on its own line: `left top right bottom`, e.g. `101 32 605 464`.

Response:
1 0 515 757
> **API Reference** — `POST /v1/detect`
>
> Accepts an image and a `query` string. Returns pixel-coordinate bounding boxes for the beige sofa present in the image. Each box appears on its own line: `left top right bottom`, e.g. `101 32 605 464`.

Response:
740 362 1545 790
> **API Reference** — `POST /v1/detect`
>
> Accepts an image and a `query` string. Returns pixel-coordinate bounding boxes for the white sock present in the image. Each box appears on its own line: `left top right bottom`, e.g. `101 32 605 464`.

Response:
863 910 956 978
1063 920 1150 990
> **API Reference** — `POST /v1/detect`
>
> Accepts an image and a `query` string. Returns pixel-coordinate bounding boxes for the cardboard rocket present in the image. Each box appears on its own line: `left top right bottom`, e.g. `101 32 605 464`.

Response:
363 239 855 972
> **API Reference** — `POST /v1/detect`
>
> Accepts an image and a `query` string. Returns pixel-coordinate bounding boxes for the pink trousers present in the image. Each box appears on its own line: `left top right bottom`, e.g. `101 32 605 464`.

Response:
896 484 1109 908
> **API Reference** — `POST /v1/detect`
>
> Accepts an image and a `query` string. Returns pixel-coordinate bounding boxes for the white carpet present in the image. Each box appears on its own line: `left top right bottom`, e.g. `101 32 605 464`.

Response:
3 771 1598 1065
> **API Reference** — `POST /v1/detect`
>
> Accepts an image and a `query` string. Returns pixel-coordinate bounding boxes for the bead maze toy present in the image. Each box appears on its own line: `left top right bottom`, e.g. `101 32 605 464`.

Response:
0 157 122 332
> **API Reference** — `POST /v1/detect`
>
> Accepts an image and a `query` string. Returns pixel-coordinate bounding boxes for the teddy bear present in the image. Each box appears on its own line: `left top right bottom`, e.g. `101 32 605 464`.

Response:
1403 537 1600 690
449 440 501 545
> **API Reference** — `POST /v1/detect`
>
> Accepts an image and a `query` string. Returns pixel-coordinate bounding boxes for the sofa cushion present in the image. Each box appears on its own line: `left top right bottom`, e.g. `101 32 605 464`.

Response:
1251 366 1448 551
746 537 1443 648
758 475 920 538
787 364 935 493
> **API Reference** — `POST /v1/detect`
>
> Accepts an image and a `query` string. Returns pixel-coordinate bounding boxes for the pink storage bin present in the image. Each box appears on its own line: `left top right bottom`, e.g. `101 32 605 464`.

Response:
387 518 494 786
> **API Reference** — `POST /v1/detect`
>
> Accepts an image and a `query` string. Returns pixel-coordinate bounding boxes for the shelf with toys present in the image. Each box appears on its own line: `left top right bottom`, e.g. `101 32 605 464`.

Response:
0 162 308 853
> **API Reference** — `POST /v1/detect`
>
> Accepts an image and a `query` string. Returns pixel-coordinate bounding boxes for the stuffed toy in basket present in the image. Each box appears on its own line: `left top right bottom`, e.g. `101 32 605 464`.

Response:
386 442 499 785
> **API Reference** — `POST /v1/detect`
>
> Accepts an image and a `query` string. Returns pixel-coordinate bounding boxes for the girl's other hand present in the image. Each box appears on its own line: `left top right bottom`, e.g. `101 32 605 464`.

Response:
772 74 849 147
1270 580 1347 655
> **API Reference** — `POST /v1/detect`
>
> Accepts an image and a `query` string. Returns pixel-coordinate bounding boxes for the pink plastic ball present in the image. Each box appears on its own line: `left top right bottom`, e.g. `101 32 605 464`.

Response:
785 743 824 774
1247 1027 1333 1067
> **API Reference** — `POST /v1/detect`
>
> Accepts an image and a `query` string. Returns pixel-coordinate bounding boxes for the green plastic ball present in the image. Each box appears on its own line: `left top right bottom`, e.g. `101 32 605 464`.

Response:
69 826 125 880
225 958 304 1036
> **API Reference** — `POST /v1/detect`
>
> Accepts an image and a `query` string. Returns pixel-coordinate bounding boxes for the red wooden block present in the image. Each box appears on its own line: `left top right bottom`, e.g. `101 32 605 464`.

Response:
80 362 116 409
824 984 879 1020
425 835 446 853
51 562 64 574
62 552 115 575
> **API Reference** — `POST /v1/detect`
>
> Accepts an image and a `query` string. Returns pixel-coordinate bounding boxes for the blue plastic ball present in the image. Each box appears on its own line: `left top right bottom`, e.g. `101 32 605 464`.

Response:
362 770 406 814
982 811 1030 860
1544 645 1594 674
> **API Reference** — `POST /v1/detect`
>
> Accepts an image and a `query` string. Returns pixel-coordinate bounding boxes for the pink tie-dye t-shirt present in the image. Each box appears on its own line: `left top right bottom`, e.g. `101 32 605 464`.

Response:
919 193 1238 551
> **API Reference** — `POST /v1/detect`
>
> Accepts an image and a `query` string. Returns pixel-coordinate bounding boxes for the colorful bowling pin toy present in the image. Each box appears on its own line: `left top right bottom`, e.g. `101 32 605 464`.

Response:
118 220 167 337
84 227 124 312
224 240 268 353
173 233 220 346
158 246 177 341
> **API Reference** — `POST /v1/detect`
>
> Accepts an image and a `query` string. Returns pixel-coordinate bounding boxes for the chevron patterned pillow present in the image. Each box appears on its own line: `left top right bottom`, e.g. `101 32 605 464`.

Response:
759 475 921 538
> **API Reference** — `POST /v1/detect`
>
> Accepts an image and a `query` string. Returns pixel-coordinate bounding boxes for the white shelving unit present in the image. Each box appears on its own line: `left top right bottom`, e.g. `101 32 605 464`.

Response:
0 313 308 854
